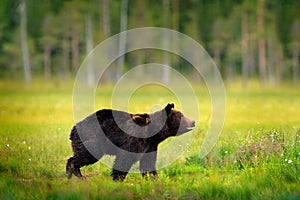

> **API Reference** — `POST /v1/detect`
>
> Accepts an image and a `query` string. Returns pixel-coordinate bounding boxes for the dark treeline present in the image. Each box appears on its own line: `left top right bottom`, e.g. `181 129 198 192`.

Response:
0 0 299 87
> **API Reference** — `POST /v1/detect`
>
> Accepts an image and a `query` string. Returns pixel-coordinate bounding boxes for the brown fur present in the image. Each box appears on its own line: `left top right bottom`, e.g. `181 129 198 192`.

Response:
66 103 195 181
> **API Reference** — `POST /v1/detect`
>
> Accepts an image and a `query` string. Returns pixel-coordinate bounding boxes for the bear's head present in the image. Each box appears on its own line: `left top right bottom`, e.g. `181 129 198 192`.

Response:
127 103 195 140
164 103 195 137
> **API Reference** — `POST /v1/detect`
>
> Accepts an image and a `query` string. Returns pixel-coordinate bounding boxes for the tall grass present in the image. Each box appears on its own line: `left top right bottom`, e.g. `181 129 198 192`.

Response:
0 81 299 199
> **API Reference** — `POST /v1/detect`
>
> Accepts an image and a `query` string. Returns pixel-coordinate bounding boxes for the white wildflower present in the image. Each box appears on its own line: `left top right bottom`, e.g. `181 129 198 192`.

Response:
22 141 26 144
225 151 228 154
28 158 31 161
288 160 293 164
6 144 9 148
28 146 31 150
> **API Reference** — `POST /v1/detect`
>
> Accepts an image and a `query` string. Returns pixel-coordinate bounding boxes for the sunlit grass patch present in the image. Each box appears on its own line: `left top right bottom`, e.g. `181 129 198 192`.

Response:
0 81 300 199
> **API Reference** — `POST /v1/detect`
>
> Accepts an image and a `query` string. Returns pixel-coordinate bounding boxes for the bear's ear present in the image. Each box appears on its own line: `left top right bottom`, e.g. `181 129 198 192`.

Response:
131 113 151 126
165 103 174 115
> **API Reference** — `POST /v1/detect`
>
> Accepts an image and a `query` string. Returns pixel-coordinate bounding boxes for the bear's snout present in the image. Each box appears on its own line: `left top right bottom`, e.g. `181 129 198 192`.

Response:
176 117 195 135
192 120 195 126
190 120 195 127
183 117 195 128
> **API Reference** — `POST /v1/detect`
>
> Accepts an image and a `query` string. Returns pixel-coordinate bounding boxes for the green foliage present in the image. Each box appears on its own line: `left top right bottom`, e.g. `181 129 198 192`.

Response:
0 0 300 84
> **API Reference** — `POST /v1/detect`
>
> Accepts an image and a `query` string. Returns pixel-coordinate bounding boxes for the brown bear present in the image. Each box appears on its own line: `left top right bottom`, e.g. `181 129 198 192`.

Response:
66 103 195 181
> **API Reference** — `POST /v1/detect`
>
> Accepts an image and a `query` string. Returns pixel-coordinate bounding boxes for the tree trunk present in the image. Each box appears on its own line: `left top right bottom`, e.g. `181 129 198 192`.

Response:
130 0 146 80
163 0 170 84
211 19 224 83
116 0 128 80
101 0 110 37
72 32 79 74
43 16 51 80
86 16 95 86
226 58 235 85
267 37 275 86
292 48 299 85
257 0 266 86
290 21 300 86
275 49 283 84
172 0 179 31
43 41 51 80
61 35 69 80
171 0 179 69
99 0 111 82
19 0 31 82
248 43 256 78
213 47 221 84
241 12 249 88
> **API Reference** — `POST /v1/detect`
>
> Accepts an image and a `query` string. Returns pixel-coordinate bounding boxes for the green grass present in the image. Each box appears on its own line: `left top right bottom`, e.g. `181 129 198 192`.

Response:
0 80 300 199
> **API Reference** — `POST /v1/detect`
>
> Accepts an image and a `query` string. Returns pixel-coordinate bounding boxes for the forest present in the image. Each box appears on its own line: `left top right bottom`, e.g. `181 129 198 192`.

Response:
0 0 299 87
1 1 300 199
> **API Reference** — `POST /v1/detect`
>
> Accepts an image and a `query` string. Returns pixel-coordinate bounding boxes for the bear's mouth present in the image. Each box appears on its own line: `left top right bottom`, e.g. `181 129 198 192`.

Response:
185 123 195 131
185 126 195 132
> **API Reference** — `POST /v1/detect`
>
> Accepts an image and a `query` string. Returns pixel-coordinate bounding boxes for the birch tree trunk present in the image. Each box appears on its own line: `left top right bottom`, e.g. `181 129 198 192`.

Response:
72 32 79 74
171 0 179 69
211 19 223 84
86 16 95 86
267 37 275 86
292 48 299 85
99 0 111 82
20 0 31 82
241 12 249 88
213 47 221 82
291 21 300 86
257 0 266 86
163 0 170 84
275 44 283 83
102 0 110 36
43 16 52 80
61 29 69 80
116 0 128 80
43 41 51 80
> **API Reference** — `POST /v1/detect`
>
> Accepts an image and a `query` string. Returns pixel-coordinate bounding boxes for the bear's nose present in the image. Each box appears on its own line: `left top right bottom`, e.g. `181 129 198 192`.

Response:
191 121 195 127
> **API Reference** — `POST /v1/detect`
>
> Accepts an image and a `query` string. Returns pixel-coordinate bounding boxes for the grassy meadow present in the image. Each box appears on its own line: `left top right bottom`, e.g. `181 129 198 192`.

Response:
0 80 300 199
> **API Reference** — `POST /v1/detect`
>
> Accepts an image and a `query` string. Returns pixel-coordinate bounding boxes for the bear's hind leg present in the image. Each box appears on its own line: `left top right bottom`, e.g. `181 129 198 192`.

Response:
111 169 128 181
66 147 101 179
66 157 83 179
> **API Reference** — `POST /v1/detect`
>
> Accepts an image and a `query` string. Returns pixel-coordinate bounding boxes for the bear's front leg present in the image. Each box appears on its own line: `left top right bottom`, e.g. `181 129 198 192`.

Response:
139 150 158 179
111 153 138 181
